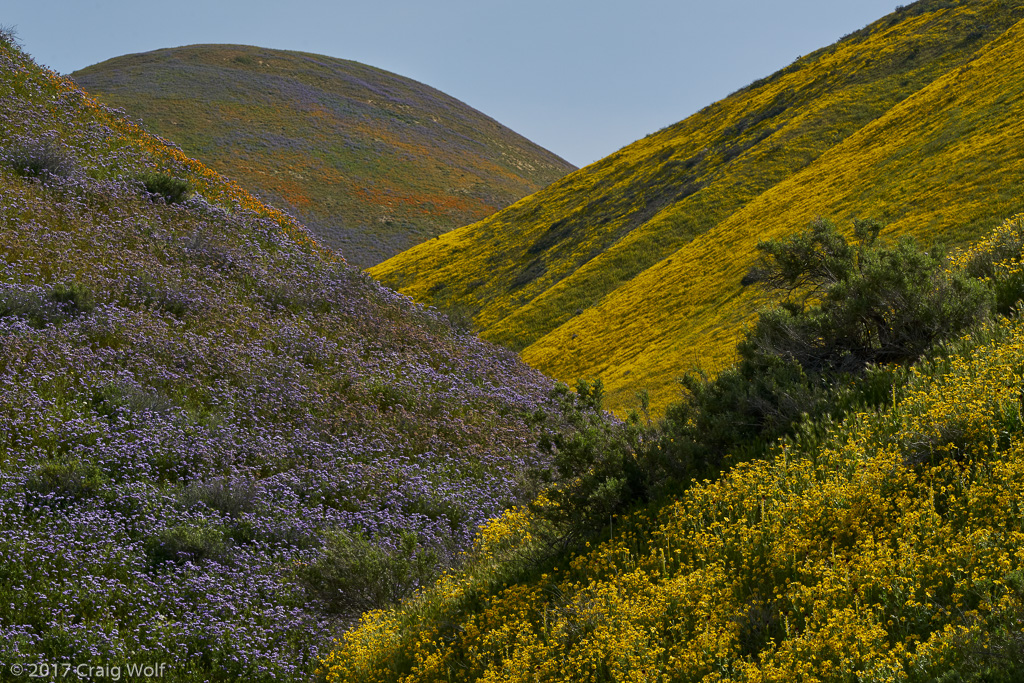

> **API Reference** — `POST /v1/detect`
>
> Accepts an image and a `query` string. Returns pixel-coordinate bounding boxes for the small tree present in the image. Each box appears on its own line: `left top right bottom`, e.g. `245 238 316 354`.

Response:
529 218 996 545
659 218 992 486
741 217 992 374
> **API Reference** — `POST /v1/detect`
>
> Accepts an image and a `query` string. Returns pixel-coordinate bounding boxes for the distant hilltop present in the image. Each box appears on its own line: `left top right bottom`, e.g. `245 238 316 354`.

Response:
73 44 575 267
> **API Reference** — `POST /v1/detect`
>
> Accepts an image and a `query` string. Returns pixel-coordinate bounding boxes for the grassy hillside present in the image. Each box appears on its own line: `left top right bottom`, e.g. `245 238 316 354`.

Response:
0 34 563 681
323 214 1024 682
372 0 1024 411
71 45 575 267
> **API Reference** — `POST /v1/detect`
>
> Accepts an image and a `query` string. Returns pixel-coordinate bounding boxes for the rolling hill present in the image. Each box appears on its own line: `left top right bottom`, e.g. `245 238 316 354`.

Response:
7 2 1024 680
71 44 575 267
0 32 564 681
371 0 1024 412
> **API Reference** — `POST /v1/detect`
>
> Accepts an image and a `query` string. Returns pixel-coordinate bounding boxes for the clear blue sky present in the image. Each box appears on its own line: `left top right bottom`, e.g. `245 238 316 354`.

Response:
5 0 900 167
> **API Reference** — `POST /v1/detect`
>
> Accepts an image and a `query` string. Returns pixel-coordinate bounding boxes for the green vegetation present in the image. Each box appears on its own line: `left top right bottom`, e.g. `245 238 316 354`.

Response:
0 281 96 327
25 459 111 503
50 280 97 314
6 139 76 178
737 217 989 372
372 0 1024 412
138 171 192 204
301 529 442 614
72 45 575 267
528 378 648 546
147 523 230 567
8 1 1024 679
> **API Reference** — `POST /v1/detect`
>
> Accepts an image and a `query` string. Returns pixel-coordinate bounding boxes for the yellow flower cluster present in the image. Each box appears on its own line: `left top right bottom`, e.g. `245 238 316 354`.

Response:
322 308 1024 681
947 214 1024 276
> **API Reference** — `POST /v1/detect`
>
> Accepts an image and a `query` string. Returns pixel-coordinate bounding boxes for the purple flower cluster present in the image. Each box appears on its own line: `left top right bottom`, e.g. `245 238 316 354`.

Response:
0 39 559 680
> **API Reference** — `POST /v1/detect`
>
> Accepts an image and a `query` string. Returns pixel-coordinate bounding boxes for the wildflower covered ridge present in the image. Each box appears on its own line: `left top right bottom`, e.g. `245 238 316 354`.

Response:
323 217 1024 681
0 33 563 680
72 44 576 268
371 0 1024 413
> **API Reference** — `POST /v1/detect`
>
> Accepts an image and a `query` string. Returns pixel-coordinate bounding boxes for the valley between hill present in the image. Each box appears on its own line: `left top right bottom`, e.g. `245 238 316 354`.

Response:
6 1 1024 680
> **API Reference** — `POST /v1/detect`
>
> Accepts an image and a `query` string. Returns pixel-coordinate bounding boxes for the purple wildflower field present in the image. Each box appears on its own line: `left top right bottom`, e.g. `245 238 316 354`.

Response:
0 35 559 681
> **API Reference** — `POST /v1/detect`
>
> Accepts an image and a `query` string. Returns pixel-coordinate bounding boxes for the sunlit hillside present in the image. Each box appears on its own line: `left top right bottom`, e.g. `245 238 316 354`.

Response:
0 33 563 681
72 45 575 267
323 214 1024 681
372 0 1024 412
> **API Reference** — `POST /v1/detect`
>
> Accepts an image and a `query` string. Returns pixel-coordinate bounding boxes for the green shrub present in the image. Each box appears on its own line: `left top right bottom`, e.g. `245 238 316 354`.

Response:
534 218 998 547
960 218 1024 315
147 523 229 567
181 477 259 518
0 281 94 327
138 172 193 204
25 459 110 503
656 218 990 475
0 287 61 328
7 139 75 178
924 612 1024 683
134 277 194 318
50 280 95 315
662 356 822 470
741 217 992 374
529 379 649 544
301 529 440 614
90 382 174 422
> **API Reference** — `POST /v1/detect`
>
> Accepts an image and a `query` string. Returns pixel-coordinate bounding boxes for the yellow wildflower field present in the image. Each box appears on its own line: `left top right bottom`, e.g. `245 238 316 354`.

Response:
322 253 1024 680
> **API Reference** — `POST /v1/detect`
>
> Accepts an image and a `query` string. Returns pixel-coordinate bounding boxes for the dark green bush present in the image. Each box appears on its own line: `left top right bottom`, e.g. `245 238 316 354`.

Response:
26 460 110 503
0 287 61 328
529 379 649 545
0 281 94 327
7 140 75 178
138 172 193 204
134 277 194 318
301 529 439 614
925 607 1024 683
147 523 229 567
656 218 990 475
50 280 95 315
960 219 1024 315
741 217 992 374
